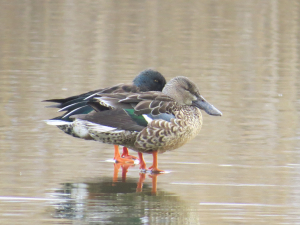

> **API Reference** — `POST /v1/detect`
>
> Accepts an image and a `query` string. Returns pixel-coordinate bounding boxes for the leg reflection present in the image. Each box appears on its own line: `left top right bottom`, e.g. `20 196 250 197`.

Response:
112 162 135 183
136 173 160 194
136 173 146 193
112 162 164 194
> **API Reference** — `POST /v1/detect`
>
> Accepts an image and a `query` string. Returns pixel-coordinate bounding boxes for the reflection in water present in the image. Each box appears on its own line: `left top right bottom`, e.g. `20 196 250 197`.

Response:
51 164 188 224
113 162 160 194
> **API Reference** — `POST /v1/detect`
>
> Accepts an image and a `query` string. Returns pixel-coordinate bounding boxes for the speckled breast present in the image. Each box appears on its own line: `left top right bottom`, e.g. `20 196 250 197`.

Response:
133 107 203 153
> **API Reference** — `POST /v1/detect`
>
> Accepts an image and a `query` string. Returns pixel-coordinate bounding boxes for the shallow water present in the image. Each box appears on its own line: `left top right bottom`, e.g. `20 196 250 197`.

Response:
1 0 300 224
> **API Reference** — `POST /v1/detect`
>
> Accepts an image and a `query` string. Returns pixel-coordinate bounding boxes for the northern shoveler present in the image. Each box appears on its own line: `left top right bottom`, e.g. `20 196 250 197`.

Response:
44 69 166 163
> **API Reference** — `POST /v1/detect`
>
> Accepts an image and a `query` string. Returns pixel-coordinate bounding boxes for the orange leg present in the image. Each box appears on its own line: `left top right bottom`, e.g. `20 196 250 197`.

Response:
148 151 165 173
114 145 135 163
138 152 147 170
121 147 138 160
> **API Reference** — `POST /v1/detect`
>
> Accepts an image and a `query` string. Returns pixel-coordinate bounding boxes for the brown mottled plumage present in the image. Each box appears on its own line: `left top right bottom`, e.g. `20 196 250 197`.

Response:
69 76 222 172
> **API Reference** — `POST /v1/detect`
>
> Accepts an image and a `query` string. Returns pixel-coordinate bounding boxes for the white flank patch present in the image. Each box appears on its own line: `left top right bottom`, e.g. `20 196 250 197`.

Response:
44 120 71 126
142 114 153 123
75 119 116 133
72 126 90 138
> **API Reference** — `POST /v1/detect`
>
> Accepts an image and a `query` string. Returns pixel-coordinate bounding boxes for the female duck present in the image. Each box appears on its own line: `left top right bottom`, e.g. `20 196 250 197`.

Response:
71 76 222 173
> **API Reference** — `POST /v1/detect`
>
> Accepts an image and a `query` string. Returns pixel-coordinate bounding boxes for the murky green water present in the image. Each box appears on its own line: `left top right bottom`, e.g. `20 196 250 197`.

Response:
1 0 300 224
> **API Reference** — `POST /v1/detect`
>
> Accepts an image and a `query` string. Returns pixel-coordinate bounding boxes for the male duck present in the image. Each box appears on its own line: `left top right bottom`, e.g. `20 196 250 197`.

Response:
66 76 222 173
44 69 166 163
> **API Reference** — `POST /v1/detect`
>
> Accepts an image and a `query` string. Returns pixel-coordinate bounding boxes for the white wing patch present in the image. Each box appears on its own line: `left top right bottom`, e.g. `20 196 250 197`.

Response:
44 120 72 126
142 114 153 123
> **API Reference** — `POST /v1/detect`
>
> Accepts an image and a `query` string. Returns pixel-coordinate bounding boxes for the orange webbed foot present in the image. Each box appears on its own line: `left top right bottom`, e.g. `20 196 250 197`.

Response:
114 157 135 164
121 147 138 160
114 145 135 164
148 165 165 174
148 151 165 174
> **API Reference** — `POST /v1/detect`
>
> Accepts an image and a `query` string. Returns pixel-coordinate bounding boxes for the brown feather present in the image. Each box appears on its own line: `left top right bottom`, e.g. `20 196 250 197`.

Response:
71 109 144 132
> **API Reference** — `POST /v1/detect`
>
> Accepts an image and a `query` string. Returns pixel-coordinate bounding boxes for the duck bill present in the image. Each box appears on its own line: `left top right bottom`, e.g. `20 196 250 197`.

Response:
193 95 222 116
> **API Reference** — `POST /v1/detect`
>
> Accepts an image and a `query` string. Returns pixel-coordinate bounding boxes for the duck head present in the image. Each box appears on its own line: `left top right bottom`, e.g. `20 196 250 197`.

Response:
162 76 222 116
133 69 166 92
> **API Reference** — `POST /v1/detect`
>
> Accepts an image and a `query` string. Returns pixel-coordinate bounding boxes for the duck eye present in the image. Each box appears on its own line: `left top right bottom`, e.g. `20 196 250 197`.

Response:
154 79 158 83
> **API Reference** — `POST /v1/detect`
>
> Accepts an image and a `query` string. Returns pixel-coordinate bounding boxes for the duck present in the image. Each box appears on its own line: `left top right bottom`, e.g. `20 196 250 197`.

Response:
66 76 222 173
44 69 166 163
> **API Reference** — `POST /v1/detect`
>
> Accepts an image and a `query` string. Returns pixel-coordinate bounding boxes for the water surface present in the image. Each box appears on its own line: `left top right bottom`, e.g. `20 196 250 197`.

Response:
1 0 300 224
